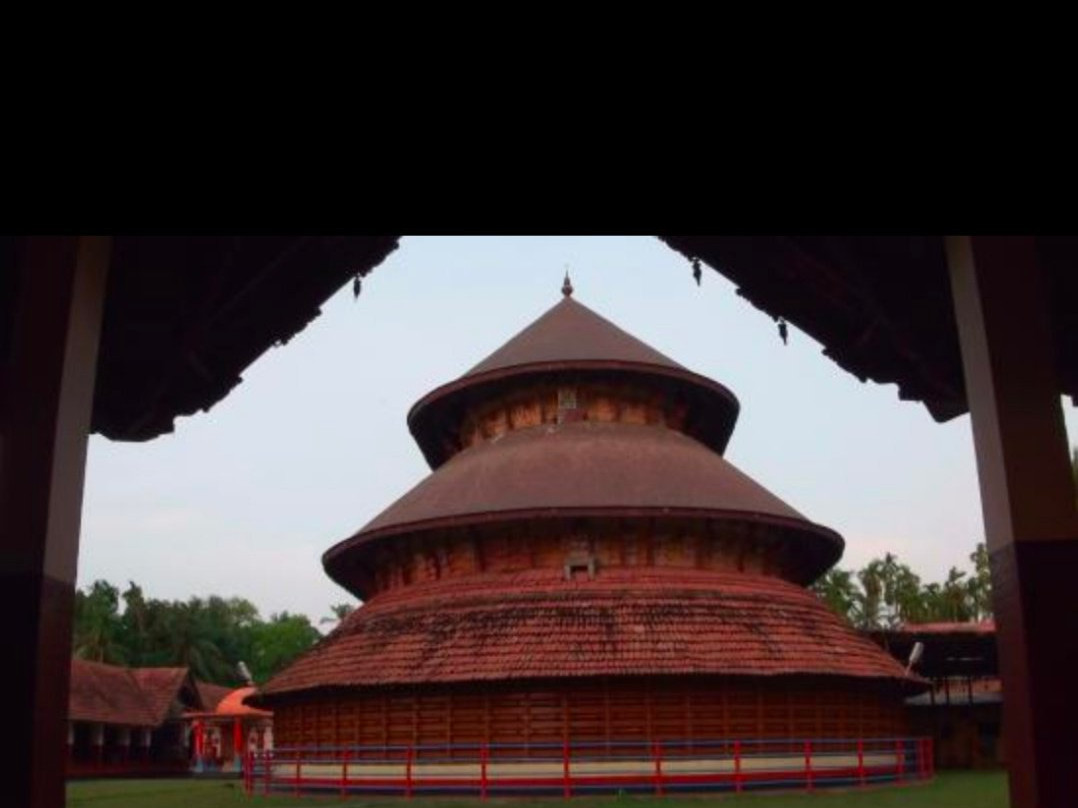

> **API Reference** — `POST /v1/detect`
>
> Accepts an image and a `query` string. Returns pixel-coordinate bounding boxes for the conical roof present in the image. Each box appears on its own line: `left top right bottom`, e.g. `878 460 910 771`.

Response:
466 296 686 375
409 294 739 468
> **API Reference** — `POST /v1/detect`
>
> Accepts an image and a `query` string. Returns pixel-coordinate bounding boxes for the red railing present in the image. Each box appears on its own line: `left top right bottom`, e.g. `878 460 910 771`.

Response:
244 736 933 798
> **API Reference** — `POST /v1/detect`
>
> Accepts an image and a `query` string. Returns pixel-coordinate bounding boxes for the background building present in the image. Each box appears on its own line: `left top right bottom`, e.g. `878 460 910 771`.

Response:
67 659 272 777
872 621 1001 770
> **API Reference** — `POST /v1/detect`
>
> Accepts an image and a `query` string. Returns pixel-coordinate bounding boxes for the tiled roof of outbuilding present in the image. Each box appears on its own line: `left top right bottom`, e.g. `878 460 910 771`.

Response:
69 660 205 727
130 667 193 724
69 659 155 726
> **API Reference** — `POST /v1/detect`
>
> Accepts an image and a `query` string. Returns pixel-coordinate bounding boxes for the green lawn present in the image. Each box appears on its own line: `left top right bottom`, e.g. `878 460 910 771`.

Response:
67 772 1007 808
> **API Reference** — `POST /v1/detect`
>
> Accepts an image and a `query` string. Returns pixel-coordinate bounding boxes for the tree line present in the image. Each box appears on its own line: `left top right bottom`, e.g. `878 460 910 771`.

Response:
811 543 992 629
815 449 1078 628
73 580 355 686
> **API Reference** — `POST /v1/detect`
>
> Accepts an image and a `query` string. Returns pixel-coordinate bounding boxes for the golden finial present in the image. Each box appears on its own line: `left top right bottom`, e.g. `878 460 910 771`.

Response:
562 270 574 297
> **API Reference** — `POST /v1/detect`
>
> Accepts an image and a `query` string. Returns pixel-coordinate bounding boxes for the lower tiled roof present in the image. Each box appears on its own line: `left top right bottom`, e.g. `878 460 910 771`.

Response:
69 660 198 727
69 660 160 727
132 667 193 724
257 570 922 701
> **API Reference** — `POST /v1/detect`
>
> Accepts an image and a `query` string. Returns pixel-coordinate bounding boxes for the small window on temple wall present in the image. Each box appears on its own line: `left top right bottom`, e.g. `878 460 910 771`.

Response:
564 554 597 581
556 387 582 426
560 387 586 426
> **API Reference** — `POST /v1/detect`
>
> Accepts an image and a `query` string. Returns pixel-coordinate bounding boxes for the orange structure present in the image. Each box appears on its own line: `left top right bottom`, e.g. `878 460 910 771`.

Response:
252 284 925 797
186 686 273 773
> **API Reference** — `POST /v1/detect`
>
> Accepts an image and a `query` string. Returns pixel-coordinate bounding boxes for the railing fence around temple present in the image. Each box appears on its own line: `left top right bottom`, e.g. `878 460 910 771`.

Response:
244 736 933 797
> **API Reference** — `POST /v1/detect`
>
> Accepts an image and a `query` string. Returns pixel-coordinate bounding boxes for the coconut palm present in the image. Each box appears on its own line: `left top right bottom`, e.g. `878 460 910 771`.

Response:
811 569 859 623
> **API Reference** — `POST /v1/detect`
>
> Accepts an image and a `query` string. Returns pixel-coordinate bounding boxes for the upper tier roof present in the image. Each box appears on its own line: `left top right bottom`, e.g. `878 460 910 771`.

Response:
467 295 685 375
409 294 740 468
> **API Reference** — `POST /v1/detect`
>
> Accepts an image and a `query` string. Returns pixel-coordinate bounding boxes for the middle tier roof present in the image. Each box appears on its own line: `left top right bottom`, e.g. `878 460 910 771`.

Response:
324 421 843 591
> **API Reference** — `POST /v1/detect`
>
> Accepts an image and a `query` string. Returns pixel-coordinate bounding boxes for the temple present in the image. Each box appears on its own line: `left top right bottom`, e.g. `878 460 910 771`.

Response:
250 285 929 794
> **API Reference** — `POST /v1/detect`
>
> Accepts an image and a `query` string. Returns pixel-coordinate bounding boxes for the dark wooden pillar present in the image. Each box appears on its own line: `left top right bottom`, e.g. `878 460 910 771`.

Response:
1 237 109 808
947 236 1078 808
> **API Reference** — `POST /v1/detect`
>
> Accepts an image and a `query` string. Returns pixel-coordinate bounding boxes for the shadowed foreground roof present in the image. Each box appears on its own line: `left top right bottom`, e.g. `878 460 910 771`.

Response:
1 236 400 441
254 569 921 702
69 660 193 727
659 235 1078 419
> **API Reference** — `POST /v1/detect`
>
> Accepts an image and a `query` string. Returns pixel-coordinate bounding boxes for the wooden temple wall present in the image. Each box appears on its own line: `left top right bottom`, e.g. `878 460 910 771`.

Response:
458 381 686 452
367 524 794 597
273 678 906 751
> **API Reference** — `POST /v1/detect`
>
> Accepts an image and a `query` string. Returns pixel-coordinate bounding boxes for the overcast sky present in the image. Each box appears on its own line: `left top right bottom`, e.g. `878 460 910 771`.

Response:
78 236 1078 625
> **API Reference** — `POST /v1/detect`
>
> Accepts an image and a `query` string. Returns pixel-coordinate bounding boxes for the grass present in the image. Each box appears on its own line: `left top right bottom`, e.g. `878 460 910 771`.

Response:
67 771 1008 808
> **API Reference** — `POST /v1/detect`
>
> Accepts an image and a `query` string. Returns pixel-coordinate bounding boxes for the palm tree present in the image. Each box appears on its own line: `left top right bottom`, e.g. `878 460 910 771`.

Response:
163 600 228 682
121 582 150 666
320 602 356 630
967 543 992 620
74 581 127 664
941 567 972 622
811 569 859 623
856 563 885 629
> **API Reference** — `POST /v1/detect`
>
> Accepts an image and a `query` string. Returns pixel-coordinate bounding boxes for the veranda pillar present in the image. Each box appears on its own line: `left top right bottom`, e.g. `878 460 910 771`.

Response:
0 237 109 808
948 236 1078 808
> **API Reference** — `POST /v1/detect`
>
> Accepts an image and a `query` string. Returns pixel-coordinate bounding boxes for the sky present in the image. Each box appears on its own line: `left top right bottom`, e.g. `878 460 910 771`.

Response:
78 236 1078 625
